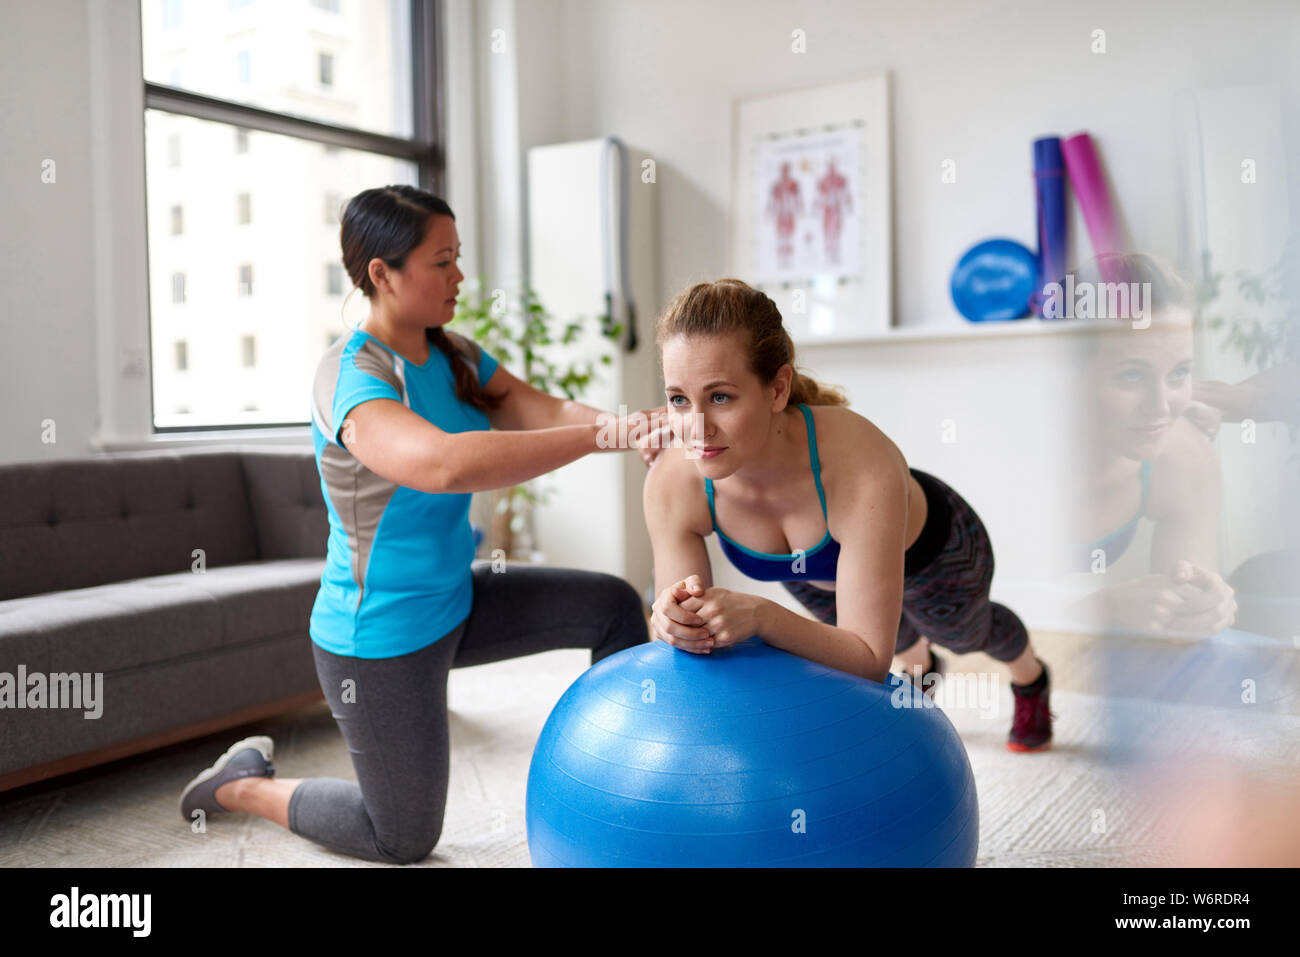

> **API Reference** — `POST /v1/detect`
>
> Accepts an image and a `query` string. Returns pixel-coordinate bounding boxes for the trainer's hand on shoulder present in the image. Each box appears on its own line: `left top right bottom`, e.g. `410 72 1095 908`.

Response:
634 405 675 468
1181 400 1223 441
651 575 713 653
636 422 676 468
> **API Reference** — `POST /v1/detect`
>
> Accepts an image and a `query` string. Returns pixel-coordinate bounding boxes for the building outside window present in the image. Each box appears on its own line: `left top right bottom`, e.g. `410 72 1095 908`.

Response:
326 262 344 296
141 0 437 431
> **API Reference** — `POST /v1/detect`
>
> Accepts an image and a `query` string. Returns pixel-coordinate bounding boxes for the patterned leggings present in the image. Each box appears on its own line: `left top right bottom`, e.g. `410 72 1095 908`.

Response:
782 469 1029 662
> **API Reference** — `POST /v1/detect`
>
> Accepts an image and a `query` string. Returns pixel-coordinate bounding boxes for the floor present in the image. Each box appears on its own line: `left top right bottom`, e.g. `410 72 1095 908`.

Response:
2 628 1297 867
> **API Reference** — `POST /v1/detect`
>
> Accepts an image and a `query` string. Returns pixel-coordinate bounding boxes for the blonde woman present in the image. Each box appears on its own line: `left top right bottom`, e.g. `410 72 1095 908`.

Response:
642 279 1054 751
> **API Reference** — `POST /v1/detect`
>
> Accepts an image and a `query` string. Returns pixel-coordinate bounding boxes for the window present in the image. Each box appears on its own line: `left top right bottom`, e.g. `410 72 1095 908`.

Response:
141 1 436 432
145 7 416 136
170 205 183 235
168 134 181 167
230 0 252 9
313 0 341 12
162 0 183 29
175 341 188 371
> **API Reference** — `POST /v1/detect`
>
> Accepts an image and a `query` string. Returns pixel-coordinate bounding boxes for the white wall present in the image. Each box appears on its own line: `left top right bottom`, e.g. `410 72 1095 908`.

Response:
498 0 1300 626
545 0 1300 314
0 0 100 463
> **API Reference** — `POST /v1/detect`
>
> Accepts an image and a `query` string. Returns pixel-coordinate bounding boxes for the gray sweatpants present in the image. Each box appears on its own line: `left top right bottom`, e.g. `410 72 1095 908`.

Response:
287 561 648 864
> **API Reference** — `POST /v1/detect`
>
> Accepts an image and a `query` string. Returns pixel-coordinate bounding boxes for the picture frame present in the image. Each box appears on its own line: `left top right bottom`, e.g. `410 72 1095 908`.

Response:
730 75 893 343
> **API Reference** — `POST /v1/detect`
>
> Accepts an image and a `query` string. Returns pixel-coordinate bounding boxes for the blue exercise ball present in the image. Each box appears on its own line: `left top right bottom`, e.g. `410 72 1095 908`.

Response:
526 636 979 867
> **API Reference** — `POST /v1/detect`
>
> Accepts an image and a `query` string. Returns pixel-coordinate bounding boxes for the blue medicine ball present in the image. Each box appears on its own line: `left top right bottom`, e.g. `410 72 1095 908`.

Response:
526 636 979 867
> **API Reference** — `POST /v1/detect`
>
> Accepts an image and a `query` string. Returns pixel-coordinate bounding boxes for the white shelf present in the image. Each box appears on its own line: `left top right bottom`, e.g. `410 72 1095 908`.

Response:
796 316 1125 346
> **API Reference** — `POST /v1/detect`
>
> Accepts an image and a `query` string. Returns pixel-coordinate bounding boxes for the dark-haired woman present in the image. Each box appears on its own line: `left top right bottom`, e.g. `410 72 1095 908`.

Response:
179 186 658 864
643 279 1055 752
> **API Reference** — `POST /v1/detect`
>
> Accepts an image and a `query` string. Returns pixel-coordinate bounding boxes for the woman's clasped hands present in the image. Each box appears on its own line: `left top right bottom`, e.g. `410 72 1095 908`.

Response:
650 574 765 653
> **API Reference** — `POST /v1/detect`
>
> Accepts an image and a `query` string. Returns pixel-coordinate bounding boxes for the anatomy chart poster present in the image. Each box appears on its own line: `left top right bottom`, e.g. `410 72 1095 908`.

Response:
752 126 864 285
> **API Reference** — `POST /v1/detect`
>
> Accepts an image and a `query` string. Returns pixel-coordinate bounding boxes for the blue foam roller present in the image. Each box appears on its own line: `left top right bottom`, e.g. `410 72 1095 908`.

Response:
1032 136 1069 317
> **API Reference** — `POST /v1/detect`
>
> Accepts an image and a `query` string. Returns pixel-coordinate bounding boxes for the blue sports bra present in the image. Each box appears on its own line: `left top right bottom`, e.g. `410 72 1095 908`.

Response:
1083 460 1150 568
705 404 843 582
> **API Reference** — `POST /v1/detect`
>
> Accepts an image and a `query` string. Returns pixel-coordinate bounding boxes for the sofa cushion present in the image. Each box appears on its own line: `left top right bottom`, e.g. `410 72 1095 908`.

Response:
174 557 325 651
0 558 325 675
0 628 322 777
239 451 329 561
0 452 259 601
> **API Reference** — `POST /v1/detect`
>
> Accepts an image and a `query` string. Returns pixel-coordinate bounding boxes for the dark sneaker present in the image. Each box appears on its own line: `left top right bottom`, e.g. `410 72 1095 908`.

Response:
179 735 275 821
1008 660 1055 752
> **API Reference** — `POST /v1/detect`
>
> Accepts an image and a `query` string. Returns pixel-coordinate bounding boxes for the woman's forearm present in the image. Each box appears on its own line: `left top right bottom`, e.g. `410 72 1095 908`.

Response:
551 396 610 430
438 423 604 493
1239 360 1298 394
757 600 890 684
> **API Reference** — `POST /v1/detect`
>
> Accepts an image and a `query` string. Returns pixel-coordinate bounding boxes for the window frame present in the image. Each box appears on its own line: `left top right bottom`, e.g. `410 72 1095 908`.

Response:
140 0 444 435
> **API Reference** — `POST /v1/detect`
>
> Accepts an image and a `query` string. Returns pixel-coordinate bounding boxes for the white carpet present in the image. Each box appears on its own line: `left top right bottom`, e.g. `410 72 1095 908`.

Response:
2 647 1297 867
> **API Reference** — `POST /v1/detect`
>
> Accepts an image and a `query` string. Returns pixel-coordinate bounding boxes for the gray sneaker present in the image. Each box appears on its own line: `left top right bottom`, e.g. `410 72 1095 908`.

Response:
179 735 275 822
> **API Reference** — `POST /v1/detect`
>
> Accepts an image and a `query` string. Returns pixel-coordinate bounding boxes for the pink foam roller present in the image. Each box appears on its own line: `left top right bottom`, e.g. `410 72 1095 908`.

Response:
1061 132 1125 282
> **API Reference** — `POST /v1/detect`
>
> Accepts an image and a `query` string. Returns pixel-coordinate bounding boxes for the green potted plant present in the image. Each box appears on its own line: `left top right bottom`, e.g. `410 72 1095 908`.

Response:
448 278 624 559
1195 251 1291 372
1194 249 1298 447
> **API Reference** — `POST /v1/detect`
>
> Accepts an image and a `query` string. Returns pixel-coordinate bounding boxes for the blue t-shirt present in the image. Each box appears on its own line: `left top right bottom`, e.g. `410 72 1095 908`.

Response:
308 326 500 658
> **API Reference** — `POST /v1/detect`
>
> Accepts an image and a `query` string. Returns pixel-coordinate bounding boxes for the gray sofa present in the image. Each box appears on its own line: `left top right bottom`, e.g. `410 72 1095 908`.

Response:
0 449 328 791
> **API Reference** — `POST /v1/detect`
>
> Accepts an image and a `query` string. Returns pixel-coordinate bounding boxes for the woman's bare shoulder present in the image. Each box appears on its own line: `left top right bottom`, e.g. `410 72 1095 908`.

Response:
642 444 714 538
809 404 904 471
808 404 911 526
1147 416 1220 519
